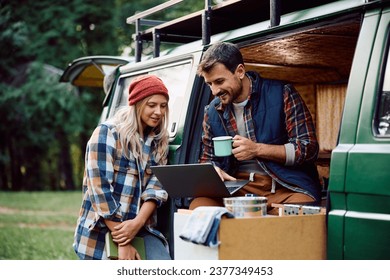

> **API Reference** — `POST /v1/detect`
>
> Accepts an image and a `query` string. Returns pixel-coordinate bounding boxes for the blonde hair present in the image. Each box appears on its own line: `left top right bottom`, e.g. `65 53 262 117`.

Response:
109 97 169 165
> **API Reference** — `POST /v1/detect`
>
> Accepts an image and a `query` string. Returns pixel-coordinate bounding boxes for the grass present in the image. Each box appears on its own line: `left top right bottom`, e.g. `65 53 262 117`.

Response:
0 191 82 260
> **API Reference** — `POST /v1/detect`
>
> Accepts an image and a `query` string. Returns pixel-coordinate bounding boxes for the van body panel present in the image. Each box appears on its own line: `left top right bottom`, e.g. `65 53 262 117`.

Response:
327 4 390 260
327 211 345 260
344 212 390 259
357 12 390 142
329 145 352 193
348 194 390 214
358 10 390 144
346 145 390 196
337 11 381 145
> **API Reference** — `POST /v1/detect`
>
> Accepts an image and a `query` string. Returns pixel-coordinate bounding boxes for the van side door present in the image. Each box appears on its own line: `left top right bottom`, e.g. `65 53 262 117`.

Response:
327 4 390 260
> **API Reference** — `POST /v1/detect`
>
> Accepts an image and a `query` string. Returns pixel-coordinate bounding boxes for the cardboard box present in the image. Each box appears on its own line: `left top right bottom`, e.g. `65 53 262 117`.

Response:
174 211 326 260
219 214 326 260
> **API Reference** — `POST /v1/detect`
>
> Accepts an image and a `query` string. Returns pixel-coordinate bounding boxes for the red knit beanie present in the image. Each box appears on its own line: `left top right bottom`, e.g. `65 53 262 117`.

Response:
128 74 169 106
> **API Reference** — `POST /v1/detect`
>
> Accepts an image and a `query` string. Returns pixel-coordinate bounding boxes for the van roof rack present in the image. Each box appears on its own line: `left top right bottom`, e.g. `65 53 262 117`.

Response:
127 0 337 62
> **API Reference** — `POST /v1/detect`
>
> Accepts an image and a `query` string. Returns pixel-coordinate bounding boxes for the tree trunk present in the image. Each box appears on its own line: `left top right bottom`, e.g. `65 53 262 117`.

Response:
57 130 75 190
9 140 23 191
0 160 8 190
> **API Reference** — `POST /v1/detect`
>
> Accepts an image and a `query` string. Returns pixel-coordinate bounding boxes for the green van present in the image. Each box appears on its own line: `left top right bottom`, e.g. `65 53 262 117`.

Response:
61 0 390 259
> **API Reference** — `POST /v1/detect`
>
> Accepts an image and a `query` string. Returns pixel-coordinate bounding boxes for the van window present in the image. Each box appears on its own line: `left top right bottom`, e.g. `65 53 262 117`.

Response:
375 38 390 137
112 62 193 139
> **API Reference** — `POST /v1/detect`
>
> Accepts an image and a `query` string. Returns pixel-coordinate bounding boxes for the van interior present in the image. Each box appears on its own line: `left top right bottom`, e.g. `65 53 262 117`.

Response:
236 16 361 193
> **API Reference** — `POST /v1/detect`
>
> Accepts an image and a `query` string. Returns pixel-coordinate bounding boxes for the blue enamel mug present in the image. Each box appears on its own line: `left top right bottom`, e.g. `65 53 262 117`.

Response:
212 136 233 156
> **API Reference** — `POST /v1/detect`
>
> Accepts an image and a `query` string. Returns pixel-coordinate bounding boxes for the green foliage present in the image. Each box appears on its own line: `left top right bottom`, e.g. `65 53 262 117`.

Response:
0 0 206 191
0 4 29 81
2 0 122 69
1 63 79 145
0 62 100 190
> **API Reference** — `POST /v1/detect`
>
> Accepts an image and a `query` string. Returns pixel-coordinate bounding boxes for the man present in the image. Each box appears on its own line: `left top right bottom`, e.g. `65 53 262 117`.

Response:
190 42 321 215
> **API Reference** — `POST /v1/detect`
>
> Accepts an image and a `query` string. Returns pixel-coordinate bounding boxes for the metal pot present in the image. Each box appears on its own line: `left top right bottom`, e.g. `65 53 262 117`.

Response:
223 196 267 218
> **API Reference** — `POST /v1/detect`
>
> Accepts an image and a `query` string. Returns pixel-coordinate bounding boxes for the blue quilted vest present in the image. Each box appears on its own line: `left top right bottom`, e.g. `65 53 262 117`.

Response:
204 71 321 201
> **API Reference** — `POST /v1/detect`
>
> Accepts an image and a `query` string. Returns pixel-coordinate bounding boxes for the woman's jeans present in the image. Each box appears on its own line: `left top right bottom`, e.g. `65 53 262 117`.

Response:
139 231 171 260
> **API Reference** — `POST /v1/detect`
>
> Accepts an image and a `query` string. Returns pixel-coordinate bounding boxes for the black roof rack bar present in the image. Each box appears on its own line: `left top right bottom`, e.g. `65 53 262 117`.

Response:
270 0 281 27
127 0 183 62
153 29 161 58
134 19 142 62
202 0 212 45
127 0 285 62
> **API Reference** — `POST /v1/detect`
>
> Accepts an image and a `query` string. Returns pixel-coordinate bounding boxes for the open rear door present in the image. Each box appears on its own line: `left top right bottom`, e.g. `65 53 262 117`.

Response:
59 56 134 88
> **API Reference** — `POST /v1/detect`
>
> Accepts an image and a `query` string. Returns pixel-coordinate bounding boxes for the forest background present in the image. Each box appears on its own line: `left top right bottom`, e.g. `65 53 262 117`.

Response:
0 0 214 192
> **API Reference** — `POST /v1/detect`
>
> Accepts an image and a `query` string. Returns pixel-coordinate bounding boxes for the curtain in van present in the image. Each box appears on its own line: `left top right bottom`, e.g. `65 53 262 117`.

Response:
316 84 347 153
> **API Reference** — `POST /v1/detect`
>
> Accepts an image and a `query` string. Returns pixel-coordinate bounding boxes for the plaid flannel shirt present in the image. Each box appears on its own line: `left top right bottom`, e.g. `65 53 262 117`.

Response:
200 76 318 168
73 122 168 259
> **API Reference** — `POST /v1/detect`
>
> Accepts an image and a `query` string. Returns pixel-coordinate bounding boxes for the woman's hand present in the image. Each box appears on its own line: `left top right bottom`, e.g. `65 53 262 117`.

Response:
111 218 143 246
118 243 142 260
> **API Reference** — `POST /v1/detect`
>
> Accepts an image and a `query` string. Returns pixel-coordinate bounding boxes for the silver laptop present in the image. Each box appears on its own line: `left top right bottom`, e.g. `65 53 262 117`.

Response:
150 163 249 198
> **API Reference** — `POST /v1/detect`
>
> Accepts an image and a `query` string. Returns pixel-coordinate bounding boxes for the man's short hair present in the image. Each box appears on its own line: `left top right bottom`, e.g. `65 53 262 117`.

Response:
197 42 244 75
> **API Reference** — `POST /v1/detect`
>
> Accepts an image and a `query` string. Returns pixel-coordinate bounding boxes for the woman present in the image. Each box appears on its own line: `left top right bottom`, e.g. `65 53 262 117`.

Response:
73 74 171 260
